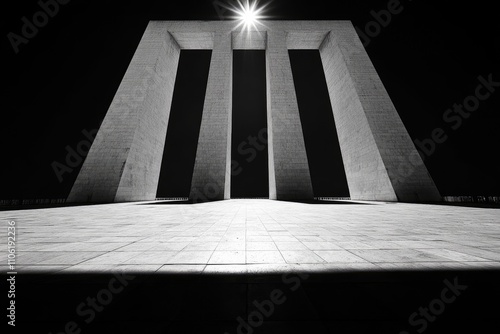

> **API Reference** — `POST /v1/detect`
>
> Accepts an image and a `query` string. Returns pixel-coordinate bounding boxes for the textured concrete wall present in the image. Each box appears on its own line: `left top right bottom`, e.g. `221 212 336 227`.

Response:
232 31 266 50
287 31 330 50
68 22 180 202
319 22 441 201
189 31 233 202
266 31 314 200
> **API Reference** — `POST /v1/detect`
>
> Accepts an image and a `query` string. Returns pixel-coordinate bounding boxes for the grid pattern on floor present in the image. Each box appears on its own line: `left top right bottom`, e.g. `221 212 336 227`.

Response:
1 199 500 273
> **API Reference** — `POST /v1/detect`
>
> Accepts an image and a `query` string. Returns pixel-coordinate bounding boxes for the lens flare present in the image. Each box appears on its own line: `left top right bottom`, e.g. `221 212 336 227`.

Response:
229 0 267 31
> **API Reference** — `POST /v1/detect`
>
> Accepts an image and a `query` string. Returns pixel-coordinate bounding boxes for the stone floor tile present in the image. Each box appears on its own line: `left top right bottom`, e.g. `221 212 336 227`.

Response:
314 250 369 263
280 250 325 264
208 251 245 264
246 242 278 251
246 251 285 264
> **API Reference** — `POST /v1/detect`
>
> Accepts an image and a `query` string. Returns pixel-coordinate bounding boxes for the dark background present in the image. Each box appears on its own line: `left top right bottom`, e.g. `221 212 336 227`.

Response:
2 0 499 200
231 50 269 198
156 50 212 198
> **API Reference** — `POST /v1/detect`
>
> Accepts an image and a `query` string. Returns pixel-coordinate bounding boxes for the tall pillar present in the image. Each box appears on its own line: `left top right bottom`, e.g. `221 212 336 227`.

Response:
67 22 181 203
189 31 233 202
266 31 314 200
319 22 441 201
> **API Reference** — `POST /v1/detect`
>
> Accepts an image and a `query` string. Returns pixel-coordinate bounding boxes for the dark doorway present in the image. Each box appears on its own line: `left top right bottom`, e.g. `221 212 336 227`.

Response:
231 50 269 198
289 50 350 197
156 50 212 198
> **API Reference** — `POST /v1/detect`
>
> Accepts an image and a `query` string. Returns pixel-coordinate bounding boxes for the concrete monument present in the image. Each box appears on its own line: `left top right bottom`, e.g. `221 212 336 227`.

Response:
67 21 441 203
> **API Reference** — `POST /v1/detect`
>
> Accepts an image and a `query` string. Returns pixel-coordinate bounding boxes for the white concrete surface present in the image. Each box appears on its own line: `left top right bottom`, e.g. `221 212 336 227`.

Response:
2 199 499 274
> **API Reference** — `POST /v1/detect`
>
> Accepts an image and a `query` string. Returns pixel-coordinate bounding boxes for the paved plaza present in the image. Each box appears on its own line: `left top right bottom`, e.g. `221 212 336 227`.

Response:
2 199 500 274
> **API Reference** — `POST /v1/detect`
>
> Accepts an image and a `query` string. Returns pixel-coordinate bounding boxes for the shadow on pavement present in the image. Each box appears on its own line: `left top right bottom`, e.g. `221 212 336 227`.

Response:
9 268 500 333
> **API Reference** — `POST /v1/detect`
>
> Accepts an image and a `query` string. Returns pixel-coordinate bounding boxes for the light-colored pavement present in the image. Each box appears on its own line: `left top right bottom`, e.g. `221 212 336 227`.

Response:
1 199 500 273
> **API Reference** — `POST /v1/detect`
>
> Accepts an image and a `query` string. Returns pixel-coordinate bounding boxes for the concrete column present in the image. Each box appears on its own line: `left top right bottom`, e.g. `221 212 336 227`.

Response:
67 22 181 203
319 22 441 202
189 31 233 202
266 31 314 200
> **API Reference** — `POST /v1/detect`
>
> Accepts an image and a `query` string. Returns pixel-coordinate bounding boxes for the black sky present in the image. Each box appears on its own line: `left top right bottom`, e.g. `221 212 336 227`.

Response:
231 50 269 198
2 0 499 200
156 50 211 198
290 50 350 197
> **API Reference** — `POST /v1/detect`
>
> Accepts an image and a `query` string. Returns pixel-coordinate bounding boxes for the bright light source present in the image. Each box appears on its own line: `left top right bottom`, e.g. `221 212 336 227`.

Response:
230 0 267 31
241 8 257 26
